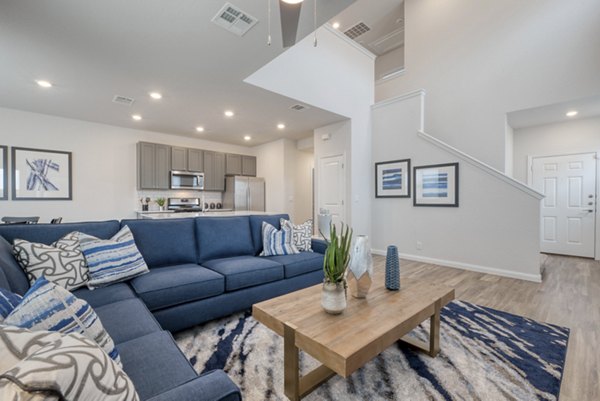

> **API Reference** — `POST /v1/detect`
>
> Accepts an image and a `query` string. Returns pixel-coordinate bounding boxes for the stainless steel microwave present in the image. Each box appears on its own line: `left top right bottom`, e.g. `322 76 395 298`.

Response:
170 171 204 190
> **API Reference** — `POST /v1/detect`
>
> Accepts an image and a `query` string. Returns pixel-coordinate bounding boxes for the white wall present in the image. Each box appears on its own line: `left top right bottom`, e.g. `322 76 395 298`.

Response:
377 0 600 170
0 107 254 222
372 91 542 281
512 116 600 183
293 148 314 223
246 25 375 237
254 139 286 214
375 46 404 81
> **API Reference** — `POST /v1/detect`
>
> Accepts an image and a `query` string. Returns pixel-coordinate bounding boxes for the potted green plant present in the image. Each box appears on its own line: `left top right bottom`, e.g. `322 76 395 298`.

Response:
156 197 166 211
321 222 353 314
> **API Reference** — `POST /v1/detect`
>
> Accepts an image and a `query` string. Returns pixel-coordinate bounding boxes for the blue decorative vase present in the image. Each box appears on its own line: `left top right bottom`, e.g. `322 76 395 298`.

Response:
385 245 400 291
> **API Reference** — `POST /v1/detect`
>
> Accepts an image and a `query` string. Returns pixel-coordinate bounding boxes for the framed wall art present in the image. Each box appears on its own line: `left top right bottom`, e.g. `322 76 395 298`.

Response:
413 162 459 207
375 159 411 198
12 147 72 200
0 146 7 200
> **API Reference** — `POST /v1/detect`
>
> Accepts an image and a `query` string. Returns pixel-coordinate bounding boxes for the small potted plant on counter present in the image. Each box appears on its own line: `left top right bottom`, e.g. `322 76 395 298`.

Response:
156 197 166 211
321 222 353 315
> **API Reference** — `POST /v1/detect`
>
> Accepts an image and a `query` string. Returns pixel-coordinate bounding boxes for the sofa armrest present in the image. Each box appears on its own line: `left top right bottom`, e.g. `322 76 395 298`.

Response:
146 370 241 401
311 238 328 254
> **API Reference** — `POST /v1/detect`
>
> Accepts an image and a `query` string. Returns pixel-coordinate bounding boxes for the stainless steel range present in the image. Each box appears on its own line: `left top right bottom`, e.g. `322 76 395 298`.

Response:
167 197 203 213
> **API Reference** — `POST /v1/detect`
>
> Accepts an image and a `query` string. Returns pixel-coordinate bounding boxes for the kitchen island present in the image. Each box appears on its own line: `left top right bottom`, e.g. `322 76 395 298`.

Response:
137 210 274 219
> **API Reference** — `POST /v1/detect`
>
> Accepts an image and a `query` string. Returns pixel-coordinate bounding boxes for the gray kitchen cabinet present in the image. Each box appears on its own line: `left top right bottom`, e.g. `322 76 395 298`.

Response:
137 142 171 190
188 148 204 172
226 154 242 175
171 147 187 171
242 156 257 176
204 151 225 191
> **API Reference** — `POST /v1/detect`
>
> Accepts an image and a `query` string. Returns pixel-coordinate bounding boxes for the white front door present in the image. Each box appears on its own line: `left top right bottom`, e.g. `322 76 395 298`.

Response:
318 154 346 227
531 153 596 257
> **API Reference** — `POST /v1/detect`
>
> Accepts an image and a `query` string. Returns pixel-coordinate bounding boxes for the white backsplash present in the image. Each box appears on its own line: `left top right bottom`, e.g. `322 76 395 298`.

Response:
137 190 222 211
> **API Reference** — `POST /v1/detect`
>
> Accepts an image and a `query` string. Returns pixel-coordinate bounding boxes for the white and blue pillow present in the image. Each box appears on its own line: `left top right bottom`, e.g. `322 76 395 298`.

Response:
281 218 313 252
78 226 149 289
3 277 121 366
260 222 300 257
0 288 21 322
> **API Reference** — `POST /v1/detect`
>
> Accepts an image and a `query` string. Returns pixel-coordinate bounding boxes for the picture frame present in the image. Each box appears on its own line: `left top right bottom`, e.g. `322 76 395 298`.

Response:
375 159 411 198
413 162 459 207
0 146 7 200
12 147 72 200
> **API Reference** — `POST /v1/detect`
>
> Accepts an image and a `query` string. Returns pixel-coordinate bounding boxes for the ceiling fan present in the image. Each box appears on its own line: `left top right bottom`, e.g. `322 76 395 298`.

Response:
275 0 317 48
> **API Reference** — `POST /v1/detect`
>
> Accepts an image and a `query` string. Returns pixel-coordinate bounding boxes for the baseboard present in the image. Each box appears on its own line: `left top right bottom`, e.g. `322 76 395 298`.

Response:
371 249 542 283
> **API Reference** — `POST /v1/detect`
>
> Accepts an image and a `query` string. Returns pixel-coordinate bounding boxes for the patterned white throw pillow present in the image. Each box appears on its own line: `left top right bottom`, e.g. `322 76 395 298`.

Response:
260 222 300 256
12 232 88 291
3 277 121 366
78 226 149 289
281 219 313 252
0 325 139 401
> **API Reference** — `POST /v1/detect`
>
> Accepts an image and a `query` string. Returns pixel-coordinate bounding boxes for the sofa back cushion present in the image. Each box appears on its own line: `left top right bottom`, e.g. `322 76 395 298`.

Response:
195 217 254 263
121 218 197 268
249 214 290 255
0 220 121 245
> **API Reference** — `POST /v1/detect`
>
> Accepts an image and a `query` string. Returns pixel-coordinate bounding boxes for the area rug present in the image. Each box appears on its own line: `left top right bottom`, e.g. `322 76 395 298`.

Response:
174 301 569 401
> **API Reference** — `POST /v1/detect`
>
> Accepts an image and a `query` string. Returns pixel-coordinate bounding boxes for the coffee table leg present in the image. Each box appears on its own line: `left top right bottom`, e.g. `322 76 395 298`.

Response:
429 299 441 357
284 322 300 401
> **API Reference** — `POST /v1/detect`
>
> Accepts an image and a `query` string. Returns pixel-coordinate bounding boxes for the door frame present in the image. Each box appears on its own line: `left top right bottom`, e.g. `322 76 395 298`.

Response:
527 151 599 260
316 153 347 227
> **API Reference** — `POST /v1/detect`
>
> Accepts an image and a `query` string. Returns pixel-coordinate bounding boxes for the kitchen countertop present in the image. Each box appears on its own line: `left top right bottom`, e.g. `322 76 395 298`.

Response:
137 210 274 219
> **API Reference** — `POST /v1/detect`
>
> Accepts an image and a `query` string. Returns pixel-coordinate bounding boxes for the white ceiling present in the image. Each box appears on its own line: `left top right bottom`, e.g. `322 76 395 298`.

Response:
508 95 600 130
332 0 404 56
0 0 356 146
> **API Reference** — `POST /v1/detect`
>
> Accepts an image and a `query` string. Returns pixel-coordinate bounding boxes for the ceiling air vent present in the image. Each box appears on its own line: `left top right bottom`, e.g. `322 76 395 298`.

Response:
344 22 371 40
112 95 135 106
290 104 310 112
212 3 258 36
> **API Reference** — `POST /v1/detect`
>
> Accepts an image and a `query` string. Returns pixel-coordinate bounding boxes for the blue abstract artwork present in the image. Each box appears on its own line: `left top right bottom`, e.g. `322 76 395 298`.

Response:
421 172 448 197
382 168 402 190
26 159 60 191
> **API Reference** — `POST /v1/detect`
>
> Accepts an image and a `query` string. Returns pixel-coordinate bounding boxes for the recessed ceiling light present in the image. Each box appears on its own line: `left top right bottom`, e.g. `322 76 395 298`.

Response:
196 126 205 132
277 123 286 129
224 110 235 117
332 22 340 29
244 135 252 141
149 92 162 100
132 114 142 121
36 80 52 88
281 0 303 3
566 110 578 117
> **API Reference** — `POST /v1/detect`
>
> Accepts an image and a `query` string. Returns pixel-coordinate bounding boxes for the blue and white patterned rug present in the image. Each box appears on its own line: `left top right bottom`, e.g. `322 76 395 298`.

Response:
175 301 569 401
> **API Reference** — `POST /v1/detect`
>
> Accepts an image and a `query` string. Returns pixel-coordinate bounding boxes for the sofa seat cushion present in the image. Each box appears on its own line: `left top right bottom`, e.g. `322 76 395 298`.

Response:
203 256 284 292
72 283 137 309
263 252 324 279
117 331 197 401
95 298 161 344
121 219 198 268
130 264 225 311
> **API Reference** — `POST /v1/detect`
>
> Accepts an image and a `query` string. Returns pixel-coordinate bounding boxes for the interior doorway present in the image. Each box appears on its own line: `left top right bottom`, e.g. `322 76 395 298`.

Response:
318 154 346 227
529 152 597 258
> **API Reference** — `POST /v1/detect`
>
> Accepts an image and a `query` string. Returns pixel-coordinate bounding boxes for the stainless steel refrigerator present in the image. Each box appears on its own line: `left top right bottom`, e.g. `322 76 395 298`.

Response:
223 176 265 211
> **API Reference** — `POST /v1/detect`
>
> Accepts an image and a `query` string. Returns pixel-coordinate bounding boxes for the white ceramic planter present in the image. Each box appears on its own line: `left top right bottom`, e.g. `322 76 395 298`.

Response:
321 281 347 314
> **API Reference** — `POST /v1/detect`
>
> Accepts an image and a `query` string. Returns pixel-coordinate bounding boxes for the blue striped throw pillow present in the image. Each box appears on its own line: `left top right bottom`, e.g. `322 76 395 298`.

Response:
3 277 121 365
78 226 149 289
260 221 300 256
0 288 22 322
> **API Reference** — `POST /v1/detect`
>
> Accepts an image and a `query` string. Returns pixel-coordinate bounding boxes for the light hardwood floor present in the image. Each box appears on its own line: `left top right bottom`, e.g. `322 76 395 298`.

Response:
379 254 600 401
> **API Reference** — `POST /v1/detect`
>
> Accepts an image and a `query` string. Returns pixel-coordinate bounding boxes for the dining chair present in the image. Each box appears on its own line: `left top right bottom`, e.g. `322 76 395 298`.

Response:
50 217 63 224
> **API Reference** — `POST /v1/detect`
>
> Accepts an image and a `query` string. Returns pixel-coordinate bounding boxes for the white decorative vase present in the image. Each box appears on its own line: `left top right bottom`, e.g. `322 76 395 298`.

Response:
347 235 373 298
321 281 347 315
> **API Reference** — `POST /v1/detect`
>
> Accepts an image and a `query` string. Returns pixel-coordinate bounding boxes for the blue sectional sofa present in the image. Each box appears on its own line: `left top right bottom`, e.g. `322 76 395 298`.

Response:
0 214 326 401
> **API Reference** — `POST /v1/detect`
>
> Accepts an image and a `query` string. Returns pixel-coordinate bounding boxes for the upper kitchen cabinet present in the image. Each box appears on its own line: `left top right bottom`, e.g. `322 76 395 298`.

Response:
138 142 171 190
242 156 257 177
172 147 204 172
204 151 226 191
226 154 242 176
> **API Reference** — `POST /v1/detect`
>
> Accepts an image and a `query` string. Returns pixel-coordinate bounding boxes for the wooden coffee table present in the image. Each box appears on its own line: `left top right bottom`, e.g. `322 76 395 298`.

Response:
253 273 455 401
